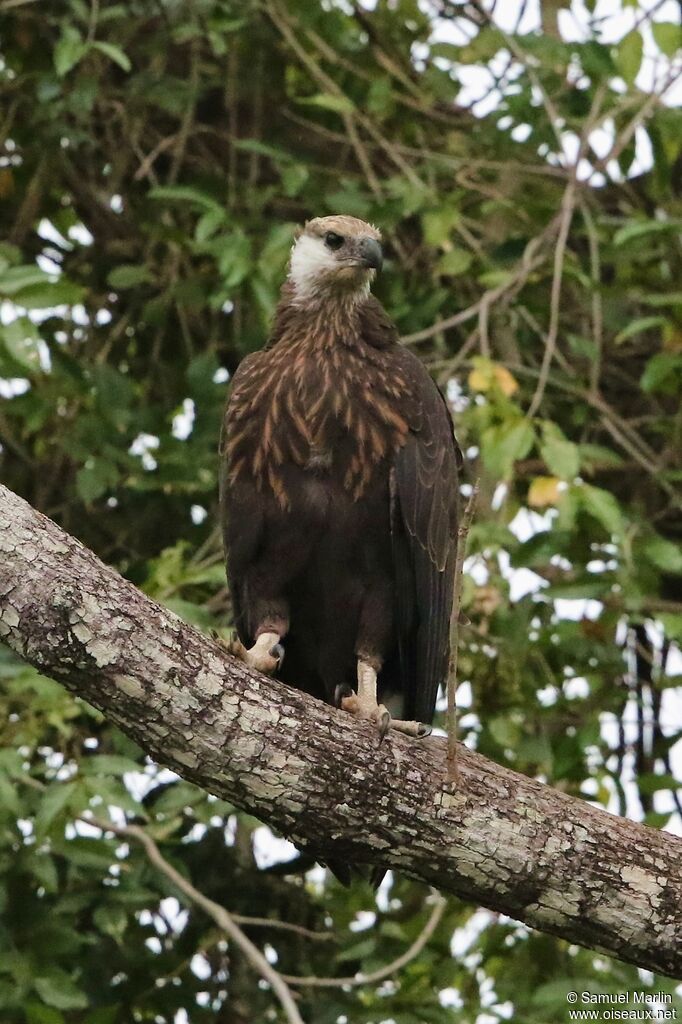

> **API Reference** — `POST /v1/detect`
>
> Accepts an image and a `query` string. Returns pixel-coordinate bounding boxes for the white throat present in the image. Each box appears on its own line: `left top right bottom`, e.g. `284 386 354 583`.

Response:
288 235 370 304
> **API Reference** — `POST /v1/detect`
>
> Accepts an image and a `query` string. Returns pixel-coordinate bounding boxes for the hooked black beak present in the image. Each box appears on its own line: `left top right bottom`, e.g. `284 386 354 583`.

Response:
358 237 383 271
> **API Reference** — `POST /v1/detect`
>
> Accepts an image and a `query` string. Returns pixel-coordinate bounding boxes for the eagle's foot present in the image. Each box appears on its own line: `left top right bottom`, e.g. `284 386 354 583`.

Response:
227 631 283 675
336 663 432 741
382 716 432 739
338 689 392 736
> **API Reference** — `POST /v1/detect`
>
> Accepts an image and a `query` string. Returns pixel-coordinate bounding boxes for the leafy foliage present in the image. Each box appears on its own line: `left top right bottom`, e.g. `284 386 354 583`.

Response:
0 0 680 1020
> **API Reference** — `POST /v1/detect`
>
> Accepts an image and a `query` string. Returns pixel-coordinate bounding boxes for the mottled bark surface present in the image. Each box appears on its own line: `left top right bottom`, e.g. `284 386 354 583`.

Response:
0 483 680 978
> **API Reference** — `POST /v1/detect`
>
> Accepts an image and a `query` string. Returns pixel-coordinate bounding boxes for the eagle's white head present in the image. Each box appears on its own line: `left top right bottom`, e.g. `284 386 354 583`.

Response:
288 215 383 304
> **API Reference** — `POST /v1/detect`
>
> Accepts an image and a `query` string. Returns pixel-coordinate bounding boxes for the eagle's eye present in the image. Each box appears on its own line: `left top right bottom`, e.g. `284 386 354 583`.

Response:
324 231 344 251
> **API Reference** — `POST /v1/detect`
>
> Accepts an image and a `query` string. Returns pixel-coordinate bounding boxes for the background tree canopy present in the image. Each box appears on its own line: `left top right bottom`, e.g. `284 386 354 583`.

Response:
0 0 681 1021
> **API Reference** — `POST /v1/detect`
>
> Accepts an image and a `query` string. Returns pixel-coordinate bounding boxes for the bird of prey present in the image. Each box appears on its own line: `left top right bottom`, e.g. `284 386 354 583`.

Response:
220 215 461 737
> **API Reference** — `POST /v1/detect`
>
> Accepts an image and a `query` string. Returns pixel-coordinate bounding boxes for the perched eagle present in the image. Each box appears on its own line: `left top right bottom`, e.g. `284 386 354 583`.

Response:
220 215 461 737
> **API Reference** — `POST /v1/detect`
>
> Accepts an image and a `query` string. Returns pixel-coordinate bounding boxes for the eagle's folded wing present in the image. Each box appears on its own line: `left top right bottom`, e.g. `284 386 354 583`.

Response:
391 359 461 723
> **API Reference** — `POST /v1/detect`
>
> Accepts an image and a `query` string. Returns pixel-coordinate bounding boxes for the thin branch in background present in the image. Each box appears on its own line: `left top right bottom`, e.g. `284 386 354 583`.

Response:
525 175 577 419
525 82 607 418
231 915 335 942
168 39 200 185
280 896 447 988
447 479 479 784
478 291 491 358
581 200 603 397
86 0 100 45
265 0 383 199
590 63 682 179
434 326 479 386
401 222 552 345
85 815 306 1024
134 133 178 182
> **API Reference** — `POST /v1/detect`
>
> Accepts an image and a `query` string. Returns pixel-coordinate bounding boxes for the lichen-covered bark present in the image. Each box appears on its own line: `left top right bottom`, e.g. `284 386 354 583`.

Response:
1 483 680 978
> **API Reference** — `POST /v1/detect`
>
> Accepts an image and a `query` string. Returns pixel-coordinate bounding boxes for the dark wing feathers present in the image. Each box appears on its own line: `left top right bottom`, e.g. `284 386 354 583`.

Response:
390 352 461 724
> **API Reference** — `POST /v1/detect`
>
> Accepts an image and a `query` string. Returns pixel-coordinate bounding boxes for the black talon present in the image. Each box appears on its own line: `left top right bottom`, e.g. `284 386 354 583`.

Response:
334 683 354 709
416 723 432 738
378 710 391 744
269 643 285 667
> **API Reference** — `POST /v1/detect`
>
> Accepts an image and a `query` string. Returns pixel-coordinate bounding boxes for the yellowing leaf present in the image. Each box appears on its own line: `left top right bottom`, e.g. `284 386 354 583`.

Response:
493 364 518 396
528 476 561 507
468 357 518 396
468 366 491 391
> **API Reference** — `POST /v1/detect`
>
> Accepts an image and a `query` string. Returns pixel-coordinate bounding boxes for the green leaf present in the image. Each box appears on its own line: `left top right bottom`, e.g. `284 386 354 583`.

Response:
658 614 682 642
481 420 535 479
436 247 472 276
83 1009 120 1024
0 264 51 295
54 26 86 77
641 292 682 307
422 208 460 246
295 92 355 114
80 754 143 776
456 26 503 63
578 484 624 537
0 774 20 816
638 772 679 795
149 185 223 212
34 972 88 1011
1 318 42 371
336 938 376 962
29 853 59 894
90 40 131 72
195 208 227 243
35 782 78 837
652 22 682 58
614 316 665 344
613 219 682 246
489 715 521 748
539 422 579 479
13 279 85 309
644 536 682 574
107 265 153 289
76 459 120 503
24 1004 66 1024
615 30 643 85
93 904 128 939
640 353 682 394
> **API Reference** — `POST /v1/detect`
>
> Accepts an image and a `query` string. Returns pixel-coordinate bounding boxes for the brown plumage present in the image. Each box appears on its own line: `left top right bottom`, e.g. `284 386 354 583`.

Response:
220 215 461 733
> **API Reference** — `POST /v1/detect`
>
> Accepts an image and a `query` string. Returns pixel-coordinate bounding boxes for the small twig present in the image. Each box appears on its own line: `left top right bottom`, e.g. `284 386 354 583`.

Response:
266 0 384 199
525 82 607 418
168 40 200 185
85 815 305 1024
280 896 446 988
134 133 178 182
447 480 479 784
581 200 603 397
86 0 100 45
525 176 577 419
591 64 682 178
401 225 552 346
231 915 335 942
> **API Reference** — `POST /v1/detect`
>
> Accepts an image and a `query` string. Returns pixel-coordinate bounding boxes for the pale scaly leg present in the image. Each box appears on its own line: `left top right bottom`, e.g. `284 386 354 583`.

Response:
227 631 284 675
339 660 431 739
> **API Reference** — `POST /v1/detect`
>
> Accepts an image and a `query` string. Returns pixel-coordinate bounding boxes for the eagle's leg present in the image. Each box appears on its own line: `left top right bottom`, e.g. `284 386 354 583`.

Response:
227 629 284 675
339 661 430 739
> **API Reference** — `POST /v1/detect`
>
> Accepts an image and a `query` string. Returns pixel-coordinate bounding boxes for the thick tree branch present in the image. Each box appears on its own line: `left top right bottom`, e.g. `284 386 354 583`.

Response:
0 483 680 979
